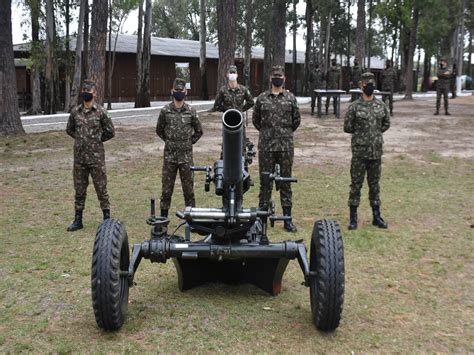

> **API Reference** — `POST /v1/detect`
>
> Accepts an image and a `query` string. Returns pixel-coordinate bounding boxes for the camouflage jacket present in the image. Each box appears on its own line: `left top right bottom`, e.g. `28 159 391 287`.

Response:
350 65 362 87
212 84 254 112
66 103 115 165
437 68 453 90
156 102 203 163
382 67 397 91
309 68 324 90
252 90 301 152
326 66 341 89
344 98 390 159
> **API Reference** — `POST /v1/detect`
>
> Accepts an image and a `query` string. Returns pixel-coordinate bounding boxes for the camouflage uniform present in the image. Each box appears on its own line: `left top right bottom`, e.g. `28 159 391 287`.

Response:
344 95 390 207
326 64 341 112
156 102 203 210
436 66 452 114
350 64 362 102
381 66 397 114
309 67 324 113
252 90 301 208
212 84 254 112
66 102 115 211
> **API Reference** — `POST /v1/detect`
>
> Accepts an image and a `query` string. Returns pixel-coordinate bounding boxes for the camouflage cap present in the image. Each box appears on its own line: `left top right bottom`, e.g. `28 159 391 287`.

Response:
173 78 186 90
271 65 285 76
361 72 375 84
228 65 237 73
81 79 96 90
440 58 448 63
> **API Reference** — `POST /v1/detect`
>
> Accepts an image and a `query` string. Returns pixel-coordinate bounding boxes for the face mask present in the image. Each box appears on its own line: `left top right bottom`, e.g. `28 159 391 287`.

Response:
439 64 445 69
228 73 237 81
354 61 358 66
81 91 93 102
173 91 186 101
332 62 337 67
271 77 284 87
363 83 375 96
386 64 390 68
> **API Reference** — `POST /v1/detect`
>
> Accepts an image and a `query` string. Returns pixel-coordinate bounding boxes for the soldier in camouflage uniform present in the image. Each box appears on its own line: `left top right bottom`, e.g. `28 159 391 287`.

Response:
66 79 115 231
156 78 203 218
350 59 362 102
344 72 390 230
252 65 301 233
325 59 341 114
212 65 254 113
435 58 452 115
308 62 324 114
381 60 396 115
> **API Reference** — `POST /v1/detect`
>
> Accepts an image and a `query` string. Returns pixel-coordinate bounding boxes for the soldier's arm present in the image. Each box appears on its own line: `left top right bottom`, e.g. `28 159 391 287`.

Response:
252 97 262 130
381 104 390 132
211 89 224 112
66 112 76 138
242 88 255 112
344 104 355 133
191 110 203 144
156 109 166 140
100 110 115 142
291 97 301 131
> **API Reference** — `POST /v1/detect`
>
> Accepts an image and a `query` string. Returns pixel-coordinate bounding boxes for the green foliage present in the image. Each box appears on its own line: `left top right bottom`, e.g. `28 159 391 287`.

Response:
151 0 201 40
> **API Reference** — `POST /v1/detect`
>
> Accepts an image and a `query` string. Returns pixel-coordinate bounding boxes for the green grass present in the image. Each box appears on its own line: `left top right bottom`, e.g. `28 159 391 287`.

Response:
0 127 473 352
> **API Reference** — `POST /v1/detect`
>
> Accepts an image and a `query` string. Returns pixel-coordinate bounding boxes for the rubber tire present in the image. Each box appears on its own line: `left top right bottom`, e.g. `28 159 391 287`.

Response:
309 219 345 331
91 219 130 331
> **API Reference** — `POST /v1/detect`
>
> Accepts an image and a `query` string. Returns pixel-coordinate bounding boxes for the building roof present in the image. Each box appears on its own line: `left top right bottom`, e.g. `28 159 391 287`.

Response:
14 34 306 64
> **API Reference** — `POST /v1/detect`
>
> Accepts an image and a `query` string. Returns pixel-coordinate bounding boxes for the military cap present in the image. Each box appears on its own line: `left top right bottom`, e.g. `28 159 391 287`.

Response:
82 79 96 90
271 65 285 76
440 58 448 63
228 65 237 73
361 72 375 84
173 78 186 90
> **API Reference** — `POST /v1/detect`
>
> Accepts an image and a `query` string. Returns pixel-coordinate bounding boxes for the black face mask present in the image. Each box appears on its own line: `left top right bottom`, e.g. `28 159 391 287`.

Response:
81 91 93 102
354 62 358 66
363 83 375 96
439 64 445 69
173 91 186 101
271 77 284 87
386 64 391 68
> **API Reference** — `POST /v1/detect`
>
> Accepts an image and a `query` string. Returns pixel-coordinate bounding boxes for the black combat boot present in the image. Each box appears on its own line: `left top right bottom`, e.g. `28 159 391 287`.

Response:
348 206 358 230
160 209 168 218
372 205 388 229
282 206 297 233
102 209 110 220
434 110 439 115
67 210 83 232
445 110 451 116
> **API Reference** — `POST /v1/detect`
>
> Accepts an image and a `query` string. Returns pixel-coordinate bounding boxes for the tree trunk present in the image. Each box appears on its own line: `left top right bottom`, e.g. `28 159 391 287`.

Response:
64 0 71 111
469 29 472 79
44 0 55 114
367 0 373 70
0 0 25 135
70 0 86 111
272 0 287 68
415 44 420 92
88 0 108 104
199 0 208 99
346 0 351 67
325 10 331 66
355 0 366 68
263 1 273 87
390 21 398 65
292 0 297 94
107 0 112 109
421 51 431 92
244 0 253 89
216 0 237 90
404 0 419 100
27 0 42 115
304 0 313 96
136 0 151 107
82 0 89 82
134 0 144 107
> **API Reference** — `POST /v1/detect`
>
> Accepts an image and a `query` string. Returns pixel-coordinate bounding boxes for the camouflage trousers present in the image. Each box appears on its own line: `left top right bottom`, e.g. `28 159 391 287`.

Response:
160 160 195 210
382 89 394 113
258 150 293 208
73 161 110 211
436 85 449 112
348 157 382 207
325 96 338 112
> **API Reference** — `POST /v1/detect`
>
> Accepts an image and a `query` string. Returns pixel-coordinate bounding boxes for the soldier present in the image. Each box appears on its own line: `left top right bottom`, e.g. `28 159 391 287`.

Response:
252 65 301 232
325 58 341 115
344 72 390 230
308 62 324 115
381 60 396 115
450 62 457 99
212 65 254 113
435 58 452 116
350 59 362 102
156 78 203 218
66 79 115 231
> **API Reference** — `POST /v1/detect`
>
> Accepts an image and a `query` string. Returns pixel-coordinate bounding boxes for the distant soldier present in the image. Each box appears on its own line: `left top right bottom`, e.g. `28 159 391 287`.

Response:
450 62 457 99
156 78 203 218
344 72 390 230
66 79 115 231
381 60 396 115
308 62 324 114
435 58 452 116
350 59 362 102
325 59 341 114
212 65 254 113
252 65 301 232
